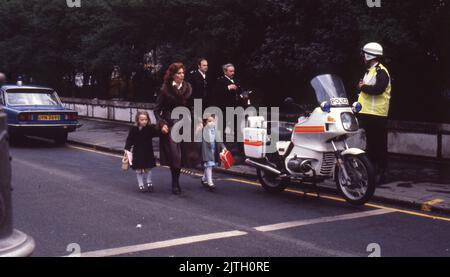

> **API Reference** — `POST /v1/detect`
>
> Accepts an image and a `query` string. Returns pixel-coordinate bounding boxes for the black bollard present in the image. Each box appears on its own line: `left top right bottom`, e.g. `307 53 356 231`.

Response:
0 112 35 256
0 113 13 238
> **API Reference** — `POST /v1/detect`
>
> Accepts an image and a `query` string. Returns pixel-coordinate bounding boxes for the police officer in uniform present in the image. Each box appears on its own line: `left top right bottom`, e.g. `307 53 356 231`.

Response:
357 42 392 185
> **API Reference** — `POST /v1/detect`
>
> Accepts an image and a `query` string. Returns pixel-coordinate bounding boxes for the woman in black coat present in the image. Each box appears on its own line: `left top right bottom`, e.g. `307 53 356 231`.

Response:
154 62 194 195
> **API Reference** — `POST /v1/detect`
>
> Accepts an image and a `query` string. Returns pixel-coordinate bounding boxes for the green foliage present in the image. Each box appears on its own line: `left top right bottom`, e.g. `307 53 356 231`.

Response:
0 0 448 120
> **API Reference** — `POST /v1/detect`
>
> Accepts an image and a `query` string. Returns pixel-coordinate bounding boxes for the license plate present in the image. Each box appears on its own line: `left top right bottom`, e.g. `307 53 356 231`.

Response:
330 98 349 106
38 115 60 121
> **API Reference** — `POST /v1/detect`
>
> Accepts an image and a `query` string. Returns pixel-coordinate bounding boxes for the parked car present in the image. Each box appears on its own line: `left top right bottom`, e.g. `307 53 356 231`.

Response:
0 84 81 144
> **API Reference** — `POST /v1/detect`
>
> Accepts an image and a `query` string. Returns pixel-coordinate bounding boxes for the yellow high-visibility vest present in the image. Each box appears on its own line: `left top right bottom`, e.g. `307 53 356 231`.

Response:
358 63 392 117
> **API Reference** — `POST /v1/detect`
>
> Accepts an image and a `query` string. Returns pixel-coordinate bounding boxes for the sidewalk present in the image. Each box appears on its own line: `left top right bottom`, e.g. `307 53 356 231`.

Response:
69 118 450 214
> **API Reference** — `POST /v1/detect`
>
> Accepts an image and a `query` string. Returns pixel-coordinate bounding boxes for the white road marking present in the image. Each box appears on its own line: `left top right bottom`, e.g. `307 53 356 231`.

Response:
254 209 395 232
77 230 248 257
76 209 393 257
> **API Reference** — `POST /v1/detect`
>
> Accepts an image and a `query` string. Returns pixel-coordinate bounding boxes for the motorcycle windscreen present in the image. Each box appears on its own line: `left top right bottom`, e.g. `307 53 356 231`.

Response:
310 74 348 104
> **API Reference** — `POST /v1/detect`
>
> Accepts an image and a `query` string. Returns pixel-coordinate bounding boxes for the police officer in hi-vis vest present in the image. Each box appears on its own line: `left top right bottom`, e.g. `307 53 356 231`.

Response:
357 42 392 185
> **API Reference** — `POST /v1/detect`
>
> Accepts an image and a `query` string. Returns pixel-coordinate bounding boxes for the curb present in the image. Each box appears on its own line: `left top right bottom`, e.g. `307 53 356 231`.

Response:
67 139 450 216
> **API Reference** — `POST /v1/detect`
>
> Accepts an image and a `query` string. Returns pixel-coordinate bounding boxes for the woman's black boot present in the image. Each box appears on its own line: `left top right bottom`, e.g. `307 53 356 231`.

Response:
171 168 181 195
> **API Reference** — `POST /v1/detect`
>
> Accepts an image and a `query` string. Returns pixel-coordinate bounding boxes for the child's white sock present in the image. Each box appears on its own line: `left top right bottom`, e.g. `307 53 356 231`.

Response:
146 170 152 184
205 167 213 184
136 171 145 188
202 169 207 182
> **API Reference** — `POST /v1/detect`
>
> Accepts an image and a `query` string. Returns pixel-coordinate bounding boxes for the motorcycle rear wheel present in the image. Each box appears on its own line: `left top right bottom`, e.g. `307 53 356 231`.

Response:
257 169 289 193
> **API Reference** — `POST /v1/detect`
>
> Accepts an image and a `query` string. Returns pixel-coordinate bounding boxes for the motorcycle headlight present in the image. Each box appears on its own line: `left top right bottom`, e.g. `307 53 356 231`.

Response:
341 112 359 131
352 102 362 113
320 101 331 113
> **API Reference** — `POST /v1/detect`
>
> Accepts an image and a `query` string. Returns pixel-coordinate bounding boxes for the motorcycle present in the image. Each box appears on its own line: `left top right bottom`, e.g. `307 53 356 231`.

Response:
243 74 376 205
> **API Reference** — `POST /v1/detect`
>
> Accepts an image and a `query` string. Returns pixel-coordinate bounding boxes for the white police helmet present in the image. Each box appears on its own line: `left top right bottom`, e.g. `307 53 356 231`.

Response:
362 42 383 61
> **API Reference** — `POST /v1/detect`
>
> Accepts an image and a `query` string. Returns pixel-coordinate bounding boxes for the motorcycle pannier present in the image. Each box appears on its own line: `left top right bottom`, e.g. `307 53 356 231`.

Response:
244 117 267 159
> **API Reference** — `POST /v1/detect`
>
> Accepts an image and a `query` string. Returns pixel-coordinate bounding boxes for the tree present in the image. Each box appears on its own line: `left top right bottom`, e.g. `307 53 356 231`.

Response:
0 0 448 121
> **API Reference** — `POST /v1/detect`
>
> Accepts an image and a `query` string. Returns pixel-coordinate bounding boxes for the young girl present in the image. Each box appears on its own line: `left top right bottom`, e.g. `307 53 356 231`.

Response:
125 111 160 192
201 114 226 190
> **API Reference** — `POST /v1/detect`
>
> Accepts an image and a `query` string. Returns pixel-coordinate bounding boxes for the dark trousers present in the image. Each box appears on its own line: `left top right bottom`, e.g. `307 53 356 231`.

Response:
358 114 388 174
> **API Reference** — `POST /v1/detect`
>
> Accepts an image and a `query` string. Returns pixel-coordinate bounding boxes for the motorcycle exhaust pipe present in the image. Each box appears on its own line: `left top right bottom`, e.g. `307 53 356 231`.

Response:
245 159 282 175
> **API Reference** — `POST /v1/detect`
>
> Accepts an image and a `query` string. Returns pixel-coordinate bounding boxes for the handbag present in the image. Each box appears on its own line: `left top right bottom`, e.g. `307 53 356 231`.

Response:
220 149 234 170
122 151 130 171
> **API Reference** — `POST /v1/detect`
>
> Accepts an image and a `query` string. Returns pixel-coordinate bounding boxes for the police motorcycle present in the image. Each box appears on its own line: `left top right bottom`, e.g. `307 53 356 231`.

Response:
243 74 376 205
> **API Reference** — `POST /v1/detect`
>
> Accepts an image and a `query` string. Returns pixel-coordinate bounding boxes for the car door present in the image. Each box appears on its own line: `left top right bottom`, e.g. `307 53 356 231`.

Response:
0 89 17 124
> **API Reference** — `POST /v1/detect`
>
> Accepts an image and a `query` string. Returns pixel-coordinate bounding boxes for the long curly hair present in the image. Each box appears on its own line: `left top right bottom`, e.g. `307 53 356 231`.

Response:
163 62 185 86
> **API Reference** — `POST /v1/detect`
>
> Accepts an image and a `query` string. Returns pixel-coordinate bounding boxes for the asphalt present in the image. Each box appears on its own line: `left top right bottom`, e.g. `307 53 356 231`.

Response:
8 136 450 257
67 118 450 214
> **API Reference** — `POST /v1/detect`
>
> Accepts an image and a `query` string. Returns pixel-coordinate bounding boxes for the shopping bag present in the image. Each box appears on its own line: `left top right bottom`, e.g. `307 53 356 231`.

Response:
220 149 234 169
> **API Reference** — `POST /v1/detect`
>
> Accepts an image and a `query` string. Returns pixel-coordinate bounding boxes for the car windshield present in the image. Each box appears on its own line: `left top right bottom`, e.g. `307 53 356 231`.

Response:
310 74 348 104
6 89 60 106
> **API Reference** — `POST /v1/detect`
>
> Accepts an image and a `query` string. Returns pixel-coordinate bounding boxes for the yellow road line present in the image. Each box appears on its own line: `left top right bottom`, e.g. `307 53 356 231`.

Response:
225 178 346 202
67 144 123 158
68 144 450 222
224 178 450 222
421 199 445 212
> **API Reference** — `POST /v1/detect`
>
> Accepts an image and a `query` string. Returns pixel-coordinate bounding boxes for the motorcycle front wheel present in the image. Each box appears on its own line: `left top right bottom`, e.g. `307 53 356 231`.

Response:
335 154 376 206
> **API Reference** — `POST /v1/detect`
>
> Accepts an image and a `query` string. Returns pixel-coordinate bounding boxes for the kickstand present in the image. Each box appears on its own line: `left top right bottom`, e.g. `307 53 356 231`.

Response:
313 170 321 199
302 170 320 199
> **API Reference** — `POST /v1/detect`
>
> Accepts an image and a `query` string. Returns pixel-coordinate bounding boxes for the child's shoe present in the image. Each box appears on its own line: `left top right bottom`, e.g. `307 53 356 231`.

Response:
201 178 208 187
146 183 154 192
207 182 216 190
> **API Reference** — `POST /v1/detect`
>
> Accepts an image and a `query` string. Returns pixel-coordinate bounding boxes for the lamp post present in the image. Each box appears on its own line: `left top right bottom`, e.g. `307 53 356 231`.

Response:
0 112 35 257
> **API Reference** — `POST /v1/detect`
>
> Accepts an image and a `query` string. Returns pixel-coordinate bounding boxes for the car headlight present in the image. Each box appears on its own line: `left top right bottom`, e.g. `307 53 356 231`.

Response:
341 112 359 131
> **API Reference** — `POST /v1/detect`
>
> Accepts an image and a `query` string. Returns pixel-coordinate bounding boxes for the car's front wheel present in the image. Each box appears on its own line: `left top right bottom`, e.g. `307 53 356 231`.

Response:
54 132 68 145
